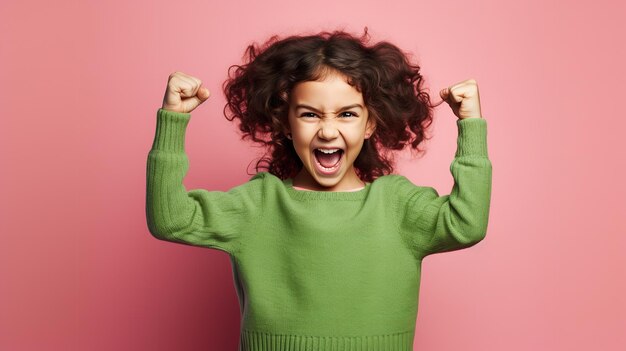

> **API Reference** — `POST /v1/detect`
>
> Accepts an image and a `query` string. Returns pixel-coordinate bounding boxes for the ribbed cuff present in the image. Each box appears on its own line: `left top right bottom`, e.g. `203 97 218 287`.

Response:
455 117 488 158
151 108 191 152
240 329 415 351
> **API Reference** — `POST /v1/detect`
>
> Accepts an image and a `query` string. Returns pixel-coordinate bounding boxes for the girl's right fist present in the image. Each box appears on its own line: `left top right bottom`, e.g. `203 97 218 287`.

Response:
161 71 211 114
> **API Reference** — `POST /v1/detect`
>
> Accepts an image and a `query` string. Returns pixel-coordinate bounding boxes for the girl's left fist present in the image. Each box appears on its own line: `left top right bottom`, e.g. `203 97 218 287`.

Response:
440 79 483 120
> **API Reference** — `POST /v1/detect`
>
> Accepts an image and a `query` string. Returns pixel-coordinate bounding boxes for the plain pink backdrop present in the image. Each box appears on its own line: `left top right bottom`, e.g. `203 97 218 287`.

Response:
1 0 625 350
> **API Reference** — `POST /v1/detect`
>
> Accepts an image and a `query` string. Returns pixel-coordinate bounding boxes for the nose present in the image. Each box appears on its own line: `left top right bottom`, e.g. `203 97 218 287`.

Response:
317 120 340 140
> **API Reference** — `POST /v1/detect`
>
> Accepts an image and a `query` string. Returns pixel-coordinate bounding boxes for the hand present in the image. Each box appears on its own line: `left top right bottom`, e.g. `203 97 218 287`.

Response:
439 79 483 120
161 71 211 113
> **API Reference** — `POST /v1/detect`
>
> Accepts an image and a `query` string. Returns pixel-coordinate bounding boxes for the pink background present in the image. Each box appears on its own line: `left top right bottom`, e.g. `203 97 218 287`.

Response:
1 0 625 350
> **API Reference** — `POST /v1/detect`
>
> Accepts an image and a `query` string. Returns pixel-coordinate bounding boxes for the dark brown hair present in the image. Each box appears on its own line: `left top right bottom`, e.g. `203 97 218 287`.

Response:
222 27 435 183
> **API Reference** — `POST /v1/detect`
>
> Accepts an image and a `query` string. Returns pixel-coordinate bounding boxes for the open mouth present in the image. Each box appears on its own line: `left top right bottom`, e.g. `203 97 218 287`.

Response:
313 148 344 174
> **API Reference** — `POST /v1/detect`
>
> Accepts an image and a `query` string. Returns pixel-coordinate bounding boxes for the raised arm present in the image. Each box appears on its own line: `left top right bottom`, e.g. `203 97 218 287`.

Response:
146 108 264 255
146 72 263 255
397 117 492 260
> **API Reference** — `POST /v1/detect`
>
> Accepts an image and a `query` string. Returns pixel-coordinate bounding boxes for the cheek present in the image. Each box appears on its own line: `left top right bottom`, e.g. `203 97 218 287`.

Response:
347 137 367 156
347 131 366 147
294 141 311 159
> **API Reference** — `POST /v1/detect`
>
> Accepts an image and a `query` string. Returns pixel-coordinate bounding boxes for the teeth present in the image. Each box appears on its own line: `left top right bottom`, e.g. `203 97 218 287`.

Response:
316 148 341 154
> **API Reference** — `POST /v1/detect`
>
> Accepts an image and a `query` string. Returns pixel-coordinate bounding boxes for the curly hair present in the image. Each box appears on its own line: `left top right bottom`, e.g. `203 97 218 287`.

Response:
222 27 436 183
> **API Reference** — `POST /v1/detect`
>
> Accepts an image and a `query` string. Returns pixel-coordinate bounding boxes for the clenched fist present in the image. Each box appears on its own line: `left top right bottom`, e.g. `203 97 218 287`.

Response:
438 78 483 120
161 71 211 114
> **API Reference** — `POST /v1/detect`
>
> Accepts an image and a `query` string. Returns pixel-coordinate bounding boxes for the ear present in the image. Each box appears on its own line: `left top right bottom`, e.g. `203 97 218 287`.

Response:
282 125 291 139
365 117 376 139
276 109 291 138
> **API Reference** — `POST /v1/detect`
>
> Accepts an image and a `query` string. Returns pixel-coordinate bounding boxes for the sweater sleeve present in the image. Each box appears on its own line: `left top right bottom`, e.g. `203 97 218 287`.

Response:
145 108 264 255
397 117 492 260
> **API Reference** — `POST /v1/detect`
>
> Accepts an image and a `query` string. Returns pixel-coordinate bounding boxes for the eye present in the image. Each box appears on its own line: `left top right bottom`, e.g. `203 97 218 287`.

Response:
340 111 358 118
300 112 358 118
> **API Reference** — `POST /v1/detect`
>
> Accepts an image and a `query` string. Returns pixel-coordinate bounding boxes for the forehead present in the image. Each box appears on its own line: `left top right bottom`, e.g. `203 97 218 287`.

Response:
290 71 363 105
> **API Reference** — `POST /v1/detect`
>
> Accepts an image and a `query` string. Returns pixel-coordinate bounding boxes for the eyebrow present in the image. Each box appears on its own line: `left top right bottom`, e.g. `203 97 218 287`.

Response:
295 104 363 113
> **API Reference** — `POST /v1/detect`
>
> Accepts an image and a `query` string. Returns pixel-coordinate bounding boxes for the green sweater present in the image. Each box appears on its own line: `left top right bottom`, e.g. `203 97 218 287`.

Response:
146 108 492 350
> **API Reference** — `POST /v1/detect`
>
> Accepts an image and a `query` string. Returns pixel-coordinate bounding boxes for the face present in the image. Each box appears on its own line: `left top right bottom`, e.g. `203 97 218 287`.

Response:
285 70 376 191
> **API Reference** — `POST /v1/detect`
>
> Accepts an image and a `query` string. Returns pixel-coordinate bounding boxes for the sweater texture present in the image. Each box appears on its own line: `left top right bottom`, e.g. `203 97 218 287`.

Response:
146 108 492 350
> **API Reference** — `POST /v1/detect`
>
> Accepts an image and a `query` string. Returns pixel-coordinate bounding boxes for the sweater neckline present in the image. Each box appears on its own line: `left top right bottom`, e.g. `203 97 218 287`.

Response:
282 178 372 201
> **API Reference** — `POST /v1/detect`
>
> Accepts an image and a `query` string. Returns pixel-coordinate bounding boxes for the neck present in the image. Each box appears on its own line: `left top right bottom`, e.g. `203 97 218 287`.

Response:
292 167 364 192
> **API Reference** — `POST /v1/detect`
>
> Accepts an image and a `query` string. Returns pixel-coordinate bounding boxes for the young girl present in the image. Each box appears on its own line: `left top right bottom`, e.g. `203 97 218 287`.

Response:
147 28 491 350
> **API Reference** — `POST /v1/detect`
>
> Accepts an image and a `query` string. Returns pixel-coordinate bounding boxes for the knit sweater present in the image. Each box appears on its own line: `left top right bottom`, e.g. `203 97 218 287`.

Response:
146 108 492 351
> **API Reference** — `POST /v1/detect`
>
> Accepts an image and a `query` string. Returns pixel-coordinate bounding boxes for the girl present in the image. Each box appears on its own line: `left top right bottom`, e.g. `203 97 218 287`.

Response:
147 28 491 351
